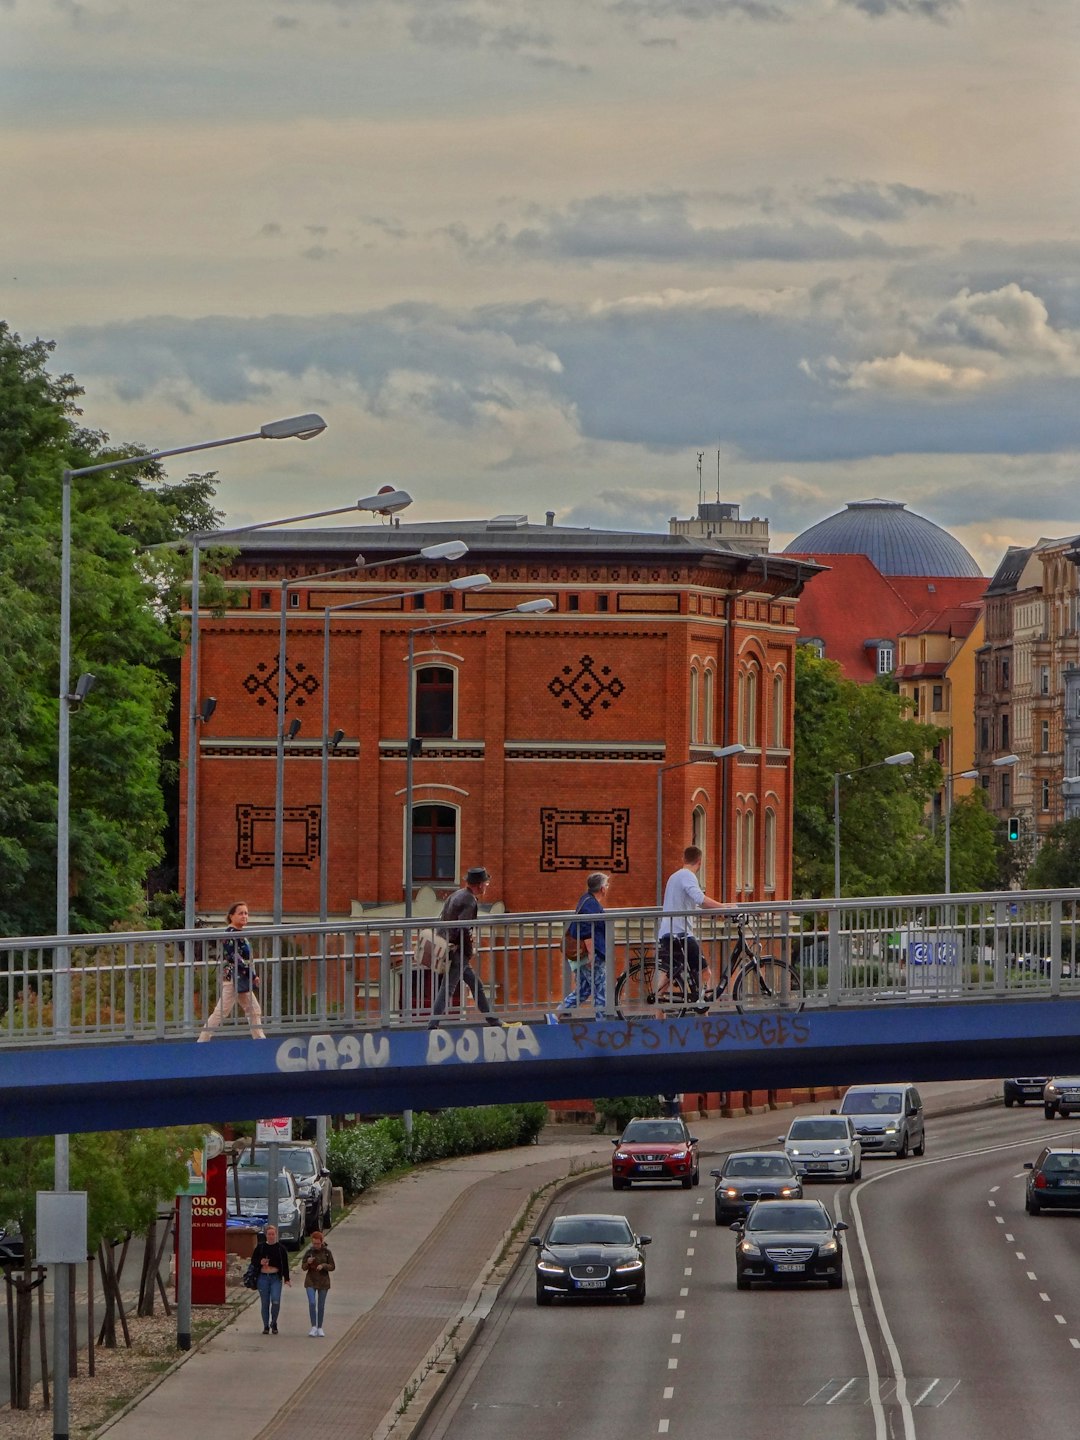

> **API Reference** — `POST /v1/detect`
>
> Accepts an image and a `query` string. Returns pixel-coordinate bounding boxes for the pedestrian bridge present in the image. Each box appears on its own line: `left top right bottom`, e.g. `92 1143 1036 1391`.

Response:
3 890 1079 1137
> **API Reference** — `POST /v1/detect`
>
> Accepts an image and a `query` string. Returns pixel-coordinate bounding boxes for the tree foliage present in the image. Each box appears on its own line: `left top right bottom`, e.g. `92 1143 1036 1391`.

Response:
0 321 223 935
1026 818 1080 889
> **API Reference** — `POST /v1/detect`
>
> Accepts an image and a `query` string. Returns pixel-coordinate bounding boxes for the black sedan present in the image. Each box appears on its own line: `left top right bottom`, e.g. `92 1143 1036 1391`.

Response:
732 1199 847 1290
711 1151 803 1226
531 1213 651 1306
1004 1076 1049 1107
1025 1148 1080 1214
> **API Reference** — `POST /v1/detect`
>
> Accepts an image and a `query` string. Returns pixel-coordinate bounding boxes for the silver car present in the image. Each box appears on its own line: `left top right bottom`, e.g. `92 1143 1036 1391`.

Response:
835 1083 925 1158
225 1168 305 1248
779 1116 862 1183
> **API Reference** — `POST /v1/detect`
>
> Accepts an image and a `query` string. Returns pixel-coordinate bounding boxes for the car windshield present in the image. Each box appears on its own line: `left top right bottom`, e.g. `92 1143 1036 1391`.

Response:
621 1121 685 1144
232 1172 291 1199
724 1156 793 1177
788 1120 848 1141
747 1205 831 1233
547 1217 634 1246
241 1148 318 1179
840 1092 901 1115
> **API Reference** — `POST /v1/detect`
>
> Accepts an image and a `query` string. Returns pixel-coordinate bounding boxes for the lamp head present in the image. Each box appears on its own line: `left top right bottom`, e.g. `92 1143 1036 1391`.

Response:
199 697 218 724
450 573 492 591
958 768 979 781
514 598 555 614
712 744 747 760
66 672 98 708
885 751 915 766
993 753 1020 767
330 728 345 751
285 717 302 741
357 487 412 515
421 541 469 562
260 413 327 441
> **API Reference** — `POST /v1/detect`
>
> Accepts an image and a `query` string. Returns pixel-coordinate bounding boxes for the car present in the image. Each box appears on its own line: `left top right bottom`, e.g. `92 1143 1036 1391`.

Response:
1043 1077 1080 1119
0 1225 24 1266
710 1151 803 1226
834 1083 925 1157
1025 1148 1080 1214
732 1198 848 1290
611 1117 700 1190
778 1116 861 1182
1004 1077 1050 1108
239 1143 333 1232
530 1212 651 1305
225 1167 305 1248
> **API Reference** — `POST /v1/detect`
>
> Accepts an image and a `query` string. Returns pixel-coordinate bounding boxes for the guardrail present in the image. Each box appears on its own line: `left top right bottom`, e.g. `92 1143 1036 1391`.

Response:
2 889 1080 1048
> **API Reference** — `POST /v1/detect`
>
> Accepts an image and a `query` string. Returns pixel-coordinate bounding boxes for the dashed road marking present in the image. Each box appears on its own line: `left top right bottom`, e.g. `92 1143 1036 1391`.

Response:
1040 1293 1050 1302
658 1419 670 1433
675 1309 685 1319
672 1333 682 1344
995 1216 1005 1224
1028 1271 1038 1281
679 1287 689 1297
686 1247 695 1256
1056 1315 1067 1324
684 1267 692 1276
1015 1251 1026 1260
664 1386 674 1399
1071 1339 1080 1350
1004 1232 1014 1241
668 1358 678 1369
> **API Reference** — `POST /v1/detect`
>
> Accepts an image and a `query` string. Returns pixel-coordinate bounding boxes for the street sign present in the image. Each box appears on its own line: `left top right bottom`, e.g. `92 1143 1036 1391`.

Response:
255 1117 292 1143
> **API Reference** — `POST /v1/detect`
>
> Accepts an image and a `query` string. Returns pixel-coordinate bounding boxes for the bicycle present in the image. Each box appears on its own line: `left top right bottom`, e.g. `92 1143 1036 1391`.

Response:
613 913 803 1018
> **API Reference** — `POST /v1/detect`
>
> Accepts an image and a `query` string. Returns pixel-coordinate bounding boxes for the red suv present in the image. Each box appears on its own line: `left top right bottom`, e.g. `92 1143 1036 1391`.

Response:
612 1117 700 1190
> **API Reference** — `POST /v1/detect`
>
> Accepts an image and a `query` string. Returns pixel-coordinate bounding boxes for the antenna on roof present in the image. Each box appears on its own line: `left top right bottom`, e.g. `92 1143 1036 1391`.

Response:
696 451 704 508
716 446 721 504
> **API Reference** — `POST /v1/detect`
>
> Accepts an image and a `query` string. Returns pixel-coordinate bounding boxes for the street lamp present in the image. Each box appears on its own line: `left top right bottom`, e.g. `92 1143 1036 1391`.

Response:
655 745 746 904
404 598 555 917
945 754 1018 894
832 750 915 898
54 411 325 1438
317 564 491 922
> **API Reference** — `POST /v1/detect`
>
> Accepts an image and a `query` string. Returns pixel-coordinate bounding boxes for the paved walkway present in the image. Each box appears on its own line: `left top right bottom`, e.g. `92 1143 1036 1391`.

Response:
99 1080 1002 1440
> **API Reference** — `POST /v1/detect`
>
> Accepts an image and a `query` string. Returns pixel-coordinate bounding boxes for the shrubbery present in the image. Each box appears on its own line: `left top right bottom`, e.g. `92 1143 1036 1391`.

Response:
592 1095 662 1134
326 1103 548 1198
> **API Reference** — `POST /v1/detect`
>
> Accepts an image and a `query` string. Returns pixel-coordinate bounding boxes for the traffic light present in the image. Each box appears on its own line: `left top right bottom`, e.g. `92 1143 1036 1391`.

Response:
1008 815 1021 842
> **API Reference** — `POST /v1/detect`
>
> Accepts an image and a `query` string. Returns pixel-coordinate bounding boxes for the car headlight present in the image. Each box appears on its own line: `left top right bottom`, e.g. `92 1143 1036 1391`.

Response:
780 1186 797 1197
818 1239 839 1256
1047 1083 1058 1092
790 1148 802 1156
670 1150 688 1161
883 1125 898 1134
614 1259 644 1272
614 1151 629 1161
724 1188 740 1198
739 1240 761 1256
832 1148 847 1156
536 1260 567 1274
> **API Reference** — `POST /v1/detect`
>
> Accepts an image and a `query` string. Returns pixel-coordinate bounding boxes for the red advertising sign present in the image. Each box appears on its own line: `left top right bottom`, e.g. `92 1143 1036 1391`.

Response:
175 1151 227 1305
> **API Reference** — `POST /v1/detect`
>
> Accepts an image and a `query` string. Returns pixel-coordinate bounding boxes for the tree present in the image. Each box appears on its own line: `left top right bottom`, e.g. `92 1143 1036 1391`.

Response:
0 322 222 935
1026 818 1080 889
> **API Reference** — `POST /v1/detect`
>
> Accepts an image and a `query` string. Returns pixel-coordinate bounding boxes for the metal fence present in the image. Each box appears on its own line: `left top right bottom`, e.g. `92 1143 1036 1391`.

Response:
2 889 1080 1048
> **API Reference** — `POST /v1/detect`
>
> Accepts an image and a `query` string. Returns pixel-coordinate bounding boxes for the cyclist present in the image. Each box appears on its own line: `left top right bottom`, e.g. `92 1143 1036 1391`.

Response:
655 845 726 1014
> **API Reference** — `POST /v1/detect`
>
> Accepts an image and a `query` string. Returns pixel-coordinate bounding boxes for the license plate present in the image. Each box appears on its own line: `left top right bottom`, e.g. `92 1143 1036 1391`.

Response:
576 1279 605 1289
638 1164 664 1172
1062 1180 1080 1187
774 1262 804 1272
807 1163 830 1171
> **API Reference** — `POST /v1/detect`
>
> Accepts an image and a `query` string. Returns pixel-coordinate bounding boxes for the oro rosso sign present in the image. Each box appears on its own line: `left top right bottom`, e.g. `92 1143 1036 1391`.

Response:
176 1152 227 1305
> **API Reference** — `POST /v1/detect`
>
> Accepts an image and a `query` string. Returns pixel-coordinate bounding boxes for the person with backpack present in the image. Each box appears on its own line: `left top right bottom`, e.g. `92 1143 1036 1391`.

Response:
197 900 266 1041
549 872 611 1021
428 867 501 1028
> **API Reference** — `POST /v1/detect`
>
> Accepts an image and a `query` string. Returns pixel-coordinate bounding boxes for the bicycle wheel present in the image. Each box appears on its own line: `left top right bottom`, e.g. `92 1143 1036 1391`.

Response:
613 960 657 1019
733 958 803 1013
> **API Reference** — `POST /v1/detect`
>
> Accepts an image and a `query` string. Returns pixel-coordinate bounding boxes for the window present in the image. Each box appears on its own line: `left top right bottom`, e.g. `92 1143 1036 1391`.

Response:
980 717 990 751
1041 779 1051 812
734 810 744 891
1041 720 1050 754
596 594 610 613
1001 658 1011 689
1001 714 1010 748
411 593 426 610
978 661 989 694
932 684 944 712
743 811 755 891
877 645 894 675
415 666 455 738
1041 666 1050 696
288 590 301 608
410 804 457 883
703 668 715 744
692 805 706 873
441 592 455 610
1001 773 1011 808
259 592 273 609
764 809 776 890
689 667 700 744
742 667 758 746
567 594 579 611
772 674 784 747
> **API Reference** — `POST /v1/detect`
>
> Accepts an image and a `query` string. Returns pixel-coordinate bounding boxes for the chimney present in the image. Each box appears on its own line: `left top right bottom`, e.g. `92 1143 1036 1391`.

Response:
545 511 555 527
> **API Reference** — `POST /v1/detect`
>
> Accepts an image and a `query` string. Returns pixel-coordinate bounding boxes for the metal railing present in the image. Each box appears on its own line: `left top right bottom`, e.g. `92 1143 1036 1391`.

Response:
2 888 1080 1048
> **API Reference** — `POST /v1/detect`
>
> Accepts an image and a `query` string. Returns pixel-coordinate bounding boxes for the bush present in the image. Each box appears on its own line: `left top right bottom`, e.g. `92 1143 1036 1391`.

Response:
592 1096 662 1134
326 1103 549 1198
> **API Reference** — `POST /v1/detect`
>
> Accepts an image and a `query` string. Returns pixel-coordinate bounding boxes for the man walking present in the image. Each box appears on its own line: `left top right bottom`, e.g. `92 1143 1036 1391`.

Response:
655 845 725 1012
429 866 501 1028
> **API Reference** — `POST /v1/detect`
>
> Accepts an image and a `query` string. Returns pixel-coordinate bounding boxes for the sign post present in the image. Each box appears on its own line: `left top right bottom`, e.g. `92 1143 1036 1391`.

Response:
255 1119 291 1234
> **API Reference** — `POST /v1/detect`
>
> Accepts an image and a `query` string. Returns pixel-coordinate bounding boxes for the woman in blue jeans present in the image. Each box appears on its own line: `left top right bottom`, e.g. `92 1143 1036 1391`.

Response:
252 1224 291 1334
300 1230 336 1336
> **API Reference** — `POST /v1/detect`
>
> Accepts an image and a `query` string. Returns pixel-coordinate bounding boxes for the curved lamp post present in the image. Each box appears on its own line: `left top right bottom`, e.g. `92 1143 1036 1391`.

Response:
404 598 555 918
656 745 746 904
945 754 1018 893
832 750 914 898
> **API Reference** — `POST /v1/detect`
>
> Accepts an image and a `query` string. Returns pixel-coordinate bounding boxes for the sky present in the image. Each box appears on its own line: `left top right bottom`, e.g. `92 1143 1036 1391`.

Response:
4 0 1079 574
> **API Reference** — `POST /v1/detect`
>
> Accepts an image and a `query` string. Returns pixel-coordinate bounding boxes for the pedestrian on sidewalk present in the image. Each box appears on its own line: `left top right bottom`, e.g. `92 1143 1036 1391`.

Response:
429 867 501 1028
301 1230 336 1336
253 1224 291 1334
655 846 725 1014
197 901 266 1041
550 872 610 1021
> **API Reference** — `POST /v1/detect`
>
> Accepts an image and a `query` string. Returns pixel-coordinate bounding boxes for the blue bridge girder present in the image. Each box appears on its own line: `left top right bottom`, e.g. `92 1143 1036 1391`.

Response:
4 997 1078 1139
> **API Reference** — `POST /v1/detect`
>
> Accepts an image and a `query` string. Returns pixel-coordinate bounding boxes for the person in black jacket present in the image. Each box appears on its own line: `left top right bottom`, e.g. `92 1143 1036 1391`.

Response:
252 1224 291 1333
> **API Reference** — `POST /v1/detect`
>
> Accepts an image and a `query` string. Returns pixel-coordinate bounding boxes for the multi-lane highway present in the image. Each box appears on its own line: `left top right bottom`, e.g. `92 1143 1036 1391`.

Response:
423 1103 1080 1439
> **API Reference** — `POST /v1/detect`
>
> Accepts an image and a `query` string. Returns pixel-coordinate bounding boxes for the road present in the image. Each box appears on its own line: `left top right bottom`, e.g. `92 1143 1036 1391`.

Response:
423 1102 1080 1440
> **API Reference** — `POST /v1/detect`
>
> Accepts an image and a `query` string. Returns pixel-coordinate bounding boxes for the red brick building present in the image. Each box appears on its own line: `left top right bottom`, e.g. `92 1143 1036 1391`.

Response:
181 517 818 922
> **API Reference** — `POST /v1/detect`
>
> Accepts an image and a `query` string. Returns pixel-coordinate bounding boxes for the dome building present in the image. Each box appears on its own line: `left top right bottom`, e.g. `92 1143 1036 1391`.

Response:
785 499 982 579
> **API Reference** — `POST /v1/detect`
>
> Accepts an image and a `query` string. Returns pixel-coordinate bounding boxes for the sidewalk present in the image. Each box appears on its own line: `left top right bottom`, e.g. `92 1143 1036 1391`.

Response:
98 1079 1002 1440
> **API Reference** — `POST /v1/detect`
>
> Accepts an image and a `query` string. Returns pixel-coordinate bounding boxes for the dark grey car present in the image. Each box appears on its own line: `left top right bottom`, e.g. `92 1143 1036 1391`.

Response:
240 1143 333 1232
711 1151 803 1226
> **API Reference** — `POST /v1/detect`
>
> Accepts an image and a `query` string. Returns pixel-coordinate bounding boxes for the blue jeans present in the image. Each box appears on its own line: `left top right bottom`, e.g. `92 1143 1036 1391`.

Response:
306 1288 327 1327
257 1272 283 1329
560 957 606 1012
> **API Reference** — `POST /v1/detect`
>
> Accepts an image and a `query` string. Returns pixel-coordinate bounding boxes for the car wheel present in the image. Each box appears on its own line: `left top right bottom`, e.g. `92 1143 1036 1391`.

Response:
681 1175 693 1189
1026 1195 1040 1215
322 1203 332 1230
629 1284 646 1306
692 1168 700 1187
828 1274 844 1290
715 1209 726 1226
1062 1111 1072 1119
1004 1096 1015 1108
898 1132 909 1159
736 1275 751 1291
536 1283 553 1306
1045 1104 1057 1119
613 1176 630 1191
914 1134 925 1157
1018 1098 1027 1106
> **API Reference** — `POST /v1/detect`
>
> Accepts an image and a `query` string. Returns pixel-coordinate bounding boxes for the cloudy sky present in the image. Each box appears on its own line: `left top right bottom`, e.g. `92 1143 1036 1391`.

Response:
4 0 1079 572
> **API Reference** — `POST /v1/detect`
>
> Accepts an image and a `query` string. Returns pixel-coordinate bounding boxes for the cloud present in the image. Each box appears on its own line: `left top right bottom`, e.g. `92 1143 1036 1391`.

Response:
259 222 284 237
300 244 338 261
810 180 959 223
611 0 788 20
919 284 1080 373
840 0 961 18
808 351 988 394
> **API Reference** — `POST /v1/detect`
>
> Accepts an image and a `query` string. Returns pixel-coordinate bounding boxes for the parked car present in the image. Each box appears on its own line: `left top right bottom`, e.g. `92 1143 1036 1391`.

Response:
1025 1148 1080 1214
1004 1077 1050 1108
0 1225 24 1266
1043 1077 1080 1119
611 1117 700 1190
732 1199 847 1290
710 1151 803 1226
239 1143 333 1232
834 1083 925 1157
225 1168 305 1248
531 1212 650 1305
779 1116 861 1182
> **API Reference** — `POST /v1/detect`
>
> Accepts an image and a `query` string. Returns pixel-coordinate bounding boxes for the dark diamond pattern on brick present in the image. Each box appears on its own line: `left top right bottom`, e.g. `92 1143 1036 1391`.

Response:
546 654 626 720
241 658 320 709
539 807 630 873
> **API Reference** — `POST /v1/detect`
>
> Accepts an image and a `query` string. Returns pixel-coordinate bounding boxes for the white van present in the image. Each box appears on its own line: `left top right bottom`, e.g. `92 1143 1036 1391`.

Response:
833 1084 925 1158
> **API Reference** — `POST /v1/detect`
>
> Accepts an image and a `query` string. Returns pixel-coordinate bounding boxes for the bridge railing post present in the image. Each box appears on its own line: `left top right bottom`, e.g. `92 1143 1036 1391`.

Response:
827 905 842 1005
603 917 616 1019
379 930 393 1027
1050 899 1063 998
994 900 1008 994
154 940 167 1039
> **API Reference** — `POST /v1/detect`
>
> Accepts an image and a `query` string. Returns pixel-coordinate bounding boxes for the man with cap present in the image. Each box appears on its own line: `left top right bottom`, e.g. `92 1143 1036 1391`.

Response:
429 866 501 1028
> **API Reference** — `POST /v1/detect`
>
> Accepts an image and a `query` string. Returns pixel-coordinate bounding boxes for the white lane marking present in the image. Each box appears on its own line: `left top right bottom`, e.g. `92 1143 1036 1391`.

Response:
988 1200 997 1208
912 1378 941 1405
663 1387 674 1400
675 1309 685 1319
679 1287 689 1297
658 1420 670 1434
1040 1293 1050 1302
1056 1315 1067 1324
1027 1272 1038 1281
989 1185 1000 1193
1015 1251 1026 1259
686 1248 695 1257
825 1378 858 1404
690 1230 698 1238
668 1358 678 1369
995 1216 1005 1224
684 1267 693 1276
1071 1339 1080 1350
1004 1233 1014 1242
672 1333 682 1344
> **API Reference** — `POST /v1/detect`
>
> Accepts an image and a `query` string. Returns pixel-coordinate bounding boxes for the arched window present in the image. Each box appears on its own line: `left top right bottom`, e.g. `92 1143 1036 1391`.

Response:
734 809 744 892
415 666 455 738
742 667 758 747
410 804 458 883
764 808 776 890
772 674 785 747
689 666 700 744
703 668 715 744
743 811 755 893
692 805 707 874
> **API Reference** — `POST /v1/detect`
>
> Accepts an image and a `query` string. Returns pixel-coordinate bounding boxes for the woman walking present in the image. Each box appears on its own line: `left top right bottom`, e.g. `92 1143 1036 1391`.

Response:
198 901 266 1041
252 1224 291 1334
300 1229 336 1336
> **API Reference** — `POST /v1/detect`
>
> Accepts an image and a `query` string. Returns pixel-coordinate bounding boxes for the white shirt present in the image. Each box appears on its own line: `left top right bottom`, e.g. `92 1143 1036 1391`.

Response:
657 867 706 940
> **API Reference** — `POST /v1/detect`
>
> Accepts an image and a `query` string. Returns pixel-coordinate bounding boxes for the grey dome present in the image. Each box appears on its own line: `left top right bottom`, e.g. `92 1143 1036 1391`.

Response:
784 499 982 578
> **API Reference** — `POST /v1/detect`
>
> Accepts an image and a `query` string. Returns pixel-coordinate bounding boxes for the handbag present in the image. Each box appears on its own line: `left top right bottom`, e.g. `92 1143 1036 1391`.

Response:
242 1260 259 1290
563 932 584 962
